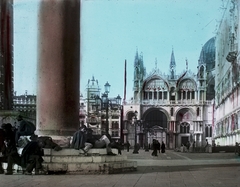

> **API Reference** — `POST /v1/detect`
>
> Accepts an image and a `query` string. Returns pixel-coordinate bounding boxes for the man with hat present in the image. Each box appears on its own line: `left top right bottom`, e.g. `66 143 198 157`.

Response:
15 115 36 145
0 123 21 175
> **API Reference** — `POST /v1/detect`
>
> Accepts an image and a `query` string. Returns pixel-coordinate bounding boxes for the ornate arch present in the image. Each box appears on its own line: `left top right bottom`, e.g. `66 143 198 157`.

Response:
142 75 169 92
177 78 197 91
175 107 196 121
142 107 171 121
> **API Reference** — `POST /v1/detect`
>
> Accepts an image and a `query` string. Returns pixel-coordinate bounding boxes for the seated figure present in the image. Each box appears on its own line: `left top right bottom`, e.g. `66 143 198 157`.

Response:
15 115 36 145
73 126 116 156
0 123 21 175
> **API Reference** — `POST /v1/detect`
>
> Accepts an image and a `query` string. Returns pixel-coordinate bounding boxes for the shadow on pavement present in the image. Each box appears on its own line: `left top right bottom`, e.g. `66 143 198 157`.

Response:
126 164 240 174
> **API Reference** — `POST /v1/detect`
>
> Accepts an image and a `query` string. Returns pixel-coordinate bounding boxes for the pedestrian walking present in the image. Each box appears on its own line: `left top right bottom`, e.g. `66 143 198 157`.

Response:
192 141 196 153
186 141 190 152
157 140 161 153
126 141 130 152
161 141 165 153
235 142 239 155
151 139 158 156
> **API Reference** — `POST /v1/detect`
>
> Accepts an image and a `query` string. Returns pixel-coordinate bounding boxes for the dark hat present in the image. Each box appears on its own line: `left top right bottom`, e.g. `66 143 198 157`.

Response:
17 115 23 120
1 123 12 130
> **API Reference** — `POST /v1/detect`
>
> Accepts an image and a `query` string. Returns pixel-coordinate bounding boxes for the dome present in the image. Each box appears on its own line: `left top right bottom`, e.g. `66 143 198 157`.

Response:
198 37 216 72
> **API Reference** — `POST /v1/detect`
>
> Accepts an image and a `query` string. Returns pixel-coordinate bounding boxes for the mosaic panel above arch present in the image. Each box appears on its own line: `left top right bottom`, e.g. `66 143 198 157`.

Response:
179 79 196 91
144 79 168 91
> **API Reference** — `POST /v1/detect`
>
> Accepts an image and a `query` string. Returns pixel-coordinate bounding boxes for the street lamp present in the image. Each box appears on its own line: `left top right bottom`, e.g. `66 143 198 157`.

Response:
133 110 139 154
95 82 122 136
144 123 149 152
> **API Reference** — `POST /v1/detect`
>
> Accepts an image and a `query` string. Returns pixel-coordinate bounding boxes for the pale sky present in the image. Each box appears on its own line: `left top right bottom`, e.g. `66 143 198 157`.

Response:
14 0 225 100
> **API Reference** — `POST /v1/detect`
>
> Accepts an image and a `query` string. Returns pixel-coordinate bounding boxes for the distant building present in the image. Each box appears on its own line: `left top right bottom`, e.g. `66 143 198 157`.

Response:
0 0 14 110
13 90 36 120
83 76 122 140
214 0 240 146
123 45 215 149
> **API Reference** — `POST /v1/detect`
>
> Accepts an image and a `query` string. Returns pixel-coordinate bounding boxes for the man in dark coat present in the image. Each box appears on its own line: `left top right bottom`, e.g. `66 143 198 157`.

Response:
71 126 87 150
161 141 166 153
15 115 36 145
21 136 46 175
151 139 158 156
0 123 21 175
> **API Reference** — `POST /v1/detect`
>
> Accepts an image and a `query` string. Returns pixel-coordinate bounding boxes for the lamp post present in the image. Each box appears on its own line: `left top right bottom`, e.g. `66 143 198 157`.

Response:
133 110 139 154
95 82 121 136
144 123 149 152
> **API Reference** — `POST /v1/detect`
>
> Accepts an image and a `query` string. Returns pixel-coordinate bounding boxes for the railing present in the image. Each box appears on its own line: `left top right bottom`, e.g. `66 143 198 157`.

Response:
124 99 213 106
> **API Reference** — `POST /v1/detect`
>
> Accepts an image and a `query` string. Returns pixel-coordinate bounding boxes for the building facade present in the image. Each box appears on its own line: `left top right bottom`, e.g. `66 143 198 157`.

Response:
214 0 240 146
83 76 122 140
123 46 215 149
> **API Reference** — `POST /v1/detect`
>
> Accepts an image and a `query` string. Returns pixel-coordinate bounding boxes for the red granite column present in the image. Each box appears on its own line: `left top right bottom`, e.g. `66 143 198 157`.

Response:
0 0 13 110
37 0 80 136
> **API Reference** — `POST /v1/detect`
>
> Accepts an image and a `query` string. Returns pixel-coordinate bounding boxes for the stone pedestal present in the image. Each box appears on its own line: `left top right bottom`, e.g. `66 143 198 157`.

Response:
36 0 80 136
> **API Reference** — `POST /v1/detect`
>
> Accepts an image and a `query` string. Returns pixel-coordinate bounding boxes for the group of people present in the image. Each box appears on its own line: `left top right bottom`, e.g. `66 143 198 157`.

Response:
151 139 165 156
0 115 47 175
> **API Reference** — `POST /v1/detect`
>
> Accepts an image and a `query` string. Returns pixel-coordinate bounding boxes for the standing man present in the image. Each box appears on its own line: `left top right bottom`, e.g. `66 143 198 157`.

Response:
192 141 196 153
126 141 130 152
235 142 239 155
161 141 166 153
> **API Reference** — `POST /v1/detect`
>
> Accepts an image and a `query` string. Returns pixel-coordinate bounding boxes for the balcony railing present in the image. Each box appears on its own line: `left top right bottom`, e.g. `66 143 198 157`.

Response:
125 99 213 106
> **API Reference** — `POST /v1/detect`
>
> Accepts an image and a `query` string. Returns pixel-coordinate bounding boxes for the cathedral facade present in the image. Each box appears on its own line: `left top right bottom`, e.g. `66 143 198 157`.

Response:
123 42 215 149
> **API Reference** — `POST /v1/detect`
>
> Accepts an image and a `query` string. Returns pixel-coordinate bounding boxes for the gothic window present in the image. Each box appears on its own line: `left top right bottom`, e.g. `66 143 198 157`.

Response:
164 92 167 99
111 130 119 137
154 91 157 99
192 91 195 99
143 92 148 100
112 122 119 129
187 91 191 99
159 92 162 99
205 125 212 137
149 92 152 99
170 108 174 116
180 122 190 133
197 107 200 116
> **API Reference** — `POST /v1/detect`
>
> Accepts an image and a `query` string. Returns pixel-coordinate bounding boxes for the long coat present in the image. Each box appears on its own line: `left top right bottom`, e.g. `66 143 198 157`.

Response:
71 130 86 150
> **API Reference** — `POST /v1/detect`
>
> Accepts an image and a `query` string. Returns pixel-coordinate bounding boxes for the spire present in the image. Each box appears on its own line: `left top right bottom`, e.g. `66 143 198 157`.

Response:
186 58 188 70
170 48 176 69
170 48 176 79
123 60 127 103
134 47 139 67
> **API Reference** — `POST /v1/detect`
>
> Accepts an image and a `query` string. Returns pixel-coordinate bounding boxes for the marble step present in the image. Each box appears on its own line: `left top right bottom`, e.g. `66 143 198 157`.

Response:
5 148 137 174
43 161 137 174
43 155 127 163
18 148 118 156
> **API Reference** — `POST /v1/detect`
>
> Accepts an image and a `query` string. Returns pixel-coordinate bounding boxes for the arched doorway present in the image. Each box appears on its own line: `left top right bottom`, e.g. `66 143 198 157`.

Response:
179 122 190 146
142 109 168 147
176 108 194 147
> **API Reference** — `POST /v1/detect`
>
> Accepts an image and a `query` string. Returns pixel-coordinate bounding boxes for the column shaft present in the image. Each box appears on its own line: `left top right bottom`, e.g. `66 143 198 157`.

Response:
37 0 80 136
